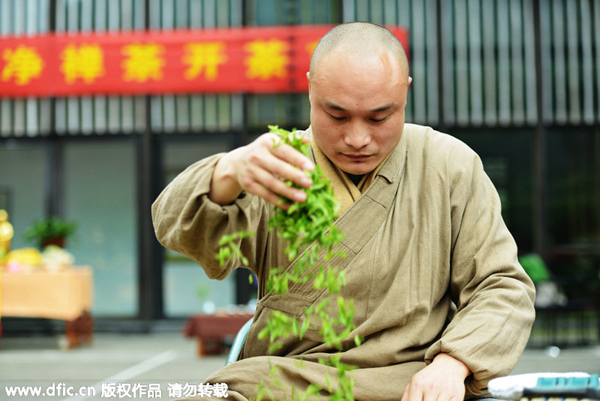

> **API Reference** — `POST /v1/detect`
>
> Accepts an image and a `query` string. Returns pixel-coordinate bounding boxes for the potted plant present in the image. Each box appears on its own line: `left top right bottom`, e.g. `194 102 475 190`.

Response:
24 217 77 249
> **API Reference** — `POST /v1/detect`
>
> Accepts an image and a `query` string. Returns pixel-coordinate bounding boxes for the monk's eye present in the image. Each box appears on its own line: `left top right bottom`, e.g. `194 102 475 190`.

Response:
370 115 390 123
327 112 346 121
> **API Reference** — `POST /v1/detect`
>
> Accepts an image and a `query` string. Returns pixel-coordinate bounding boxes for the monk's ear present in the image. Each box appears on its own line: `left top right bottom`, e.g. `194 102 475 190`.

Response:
408 76 413 90
307 72 312 101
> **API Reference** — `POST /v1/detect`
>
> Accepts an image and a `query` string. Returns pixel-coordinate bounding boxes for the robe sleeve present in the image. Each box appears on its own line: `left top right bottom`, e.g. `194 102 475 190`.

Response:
151 153 271 280
424 147 536 395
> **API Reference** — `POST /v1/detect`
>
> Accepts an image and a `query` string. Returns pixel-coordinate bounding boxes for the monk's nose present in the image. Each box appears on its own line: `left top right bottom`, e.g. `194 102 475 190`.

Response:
343 123 372 149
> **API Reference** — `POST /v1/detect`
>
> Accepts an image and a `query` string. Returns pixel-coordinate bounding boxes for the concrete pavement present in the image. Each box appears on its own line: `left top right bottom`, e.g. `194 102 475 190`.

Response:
1 331 598 401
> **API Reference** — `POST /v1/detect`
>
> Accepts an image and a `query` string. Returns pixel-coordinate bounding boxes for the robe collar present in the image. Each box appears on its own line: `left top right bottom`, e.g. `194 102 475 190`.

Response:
305 124 410 201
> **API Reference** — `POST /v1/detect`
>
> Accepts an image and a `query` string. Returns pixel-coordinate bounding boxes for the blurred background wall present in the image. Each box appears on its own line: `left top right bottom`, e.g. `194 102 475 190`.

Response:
0 0 598 331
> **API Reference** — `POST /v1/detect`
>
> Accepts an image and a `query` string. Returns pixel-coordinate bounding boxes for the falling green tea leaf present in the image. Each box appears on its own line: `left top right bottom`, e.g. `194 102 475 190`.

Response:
216 126 356 401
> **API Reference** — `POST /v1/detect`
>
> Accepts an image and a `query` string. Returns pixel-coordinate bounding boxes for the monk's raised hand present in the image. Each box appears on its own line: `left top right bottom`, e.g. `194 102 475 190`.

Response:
210 132 314 209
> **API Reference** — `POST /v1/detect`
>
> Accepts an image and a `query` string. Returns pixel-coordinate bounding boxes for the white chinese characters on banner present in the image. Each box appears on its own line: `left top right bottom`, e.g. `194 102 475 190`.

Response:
97 382 228 399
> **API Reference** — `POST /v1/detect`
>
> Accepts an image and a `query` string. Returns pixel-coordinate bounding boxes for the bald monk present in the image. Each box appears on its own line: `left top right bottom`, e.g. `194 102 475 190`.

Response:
153 22 535 401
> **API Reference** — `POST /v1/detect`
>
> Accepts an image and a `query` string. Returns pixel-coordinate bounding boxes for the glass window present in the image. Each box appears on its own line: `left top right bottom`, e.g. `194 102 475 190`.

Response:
161 136 240 317
248 94 311 132
0 142 46 250
546 129 600 299
451 129 534 251
64 139 138 317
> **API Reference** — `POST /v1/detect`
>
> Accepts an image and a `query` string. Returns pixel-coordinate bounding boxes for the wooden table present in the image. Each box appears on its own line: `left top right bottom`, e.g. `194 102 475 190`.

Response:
0 266 93 349
183 312 254 357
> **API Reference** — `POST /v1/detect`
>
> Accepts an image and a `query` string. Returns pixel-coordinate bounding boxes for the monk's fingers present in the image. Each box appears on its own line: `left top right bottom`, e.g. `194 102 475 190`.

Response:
401 384 423 401
242 180 292 210
404 386 441 401
239 165 307 207
400 385 410 401
255 165 308 203
402 377 461 401
254 135 314 188
402 374 438 401
271 139 314 171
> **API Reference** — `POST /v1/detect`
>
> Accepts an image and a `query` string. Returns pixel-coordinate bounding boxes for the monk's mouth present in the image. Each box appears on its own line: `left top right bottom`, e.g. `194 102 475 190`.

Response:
344 154 372 161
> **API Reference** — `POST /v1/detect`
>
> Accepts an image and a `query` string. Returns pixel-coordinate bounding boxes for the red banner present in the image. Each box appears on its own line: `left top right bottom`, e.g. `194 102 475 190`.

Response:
0 25 408 98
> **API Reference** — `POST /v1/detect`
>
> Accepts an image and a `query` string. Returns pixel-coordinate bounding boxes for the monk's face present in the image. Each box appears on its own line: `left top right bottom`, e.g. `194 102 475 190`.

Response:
308 49 411 175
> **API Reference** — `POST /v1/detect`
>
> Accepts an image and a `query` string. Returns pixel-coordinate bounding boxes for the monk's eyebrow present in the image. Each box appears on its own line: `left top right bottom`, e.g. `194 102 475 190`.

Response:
371 103 395 112
324 101 395 113
324 101 347 111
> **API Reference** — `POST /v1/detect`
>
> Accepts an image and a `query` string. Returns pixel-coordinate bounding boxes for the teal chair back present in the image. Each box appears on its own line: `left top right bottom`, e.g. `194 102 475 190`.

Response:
225 318 253 365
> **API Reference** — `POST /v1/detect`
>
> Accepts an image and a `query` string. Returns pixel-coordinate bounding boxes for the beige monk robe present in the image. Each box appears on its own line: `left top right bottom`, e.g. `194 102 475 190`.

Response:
152 124 536 401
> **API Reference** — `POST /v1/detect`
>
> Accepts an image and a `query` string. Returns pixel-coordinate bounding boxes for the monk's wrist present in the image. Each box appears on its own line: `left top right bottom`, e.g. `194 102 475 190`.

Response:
209 152 243 205
432 353 471 380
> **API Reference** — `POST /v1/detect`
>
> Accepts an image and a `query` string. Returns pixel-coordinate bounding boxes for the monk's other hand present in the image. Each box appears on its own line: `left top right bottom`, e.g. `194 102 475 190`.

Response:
401 353 471 401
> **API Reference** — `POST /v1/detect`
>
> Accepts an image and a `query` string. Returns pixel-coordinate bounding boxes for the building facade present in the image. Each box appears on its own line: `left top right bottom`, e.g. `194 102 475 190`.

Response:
0 0 599 323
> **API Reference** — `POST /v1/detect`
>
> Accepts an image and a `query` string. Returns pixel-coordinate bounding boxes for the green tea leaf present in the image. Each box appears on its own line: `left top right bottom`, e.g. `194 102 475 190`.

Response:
216 126 356 401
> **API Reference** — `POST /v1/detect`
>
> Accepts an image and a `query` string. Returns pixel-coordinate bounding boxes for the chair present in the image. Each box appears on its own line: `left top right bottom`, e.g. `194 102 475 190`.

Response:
225 317 253 365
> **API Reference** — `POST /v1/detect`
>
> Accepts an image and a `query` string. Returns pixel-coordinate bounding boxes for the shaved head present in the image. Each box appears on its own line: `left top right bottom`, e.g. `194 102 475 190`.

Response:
306 22 412 175
309 22 409 79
